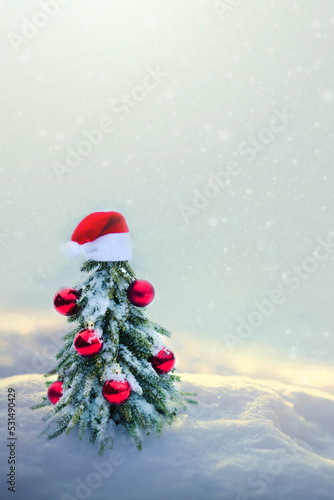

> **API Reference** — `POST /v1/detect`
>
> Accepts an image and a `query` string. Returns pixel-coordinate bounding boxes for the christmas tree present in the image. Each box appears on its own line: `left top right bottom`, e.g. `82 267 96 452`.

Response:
32 211 196 455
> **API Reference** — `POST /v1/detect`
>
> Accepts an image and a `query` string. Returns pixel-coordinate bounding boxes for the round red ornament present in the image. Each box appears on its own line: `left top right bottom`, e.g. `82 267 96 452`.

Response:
73 329 103 358
47 380 63 405
53 287 80 316
127 280 155 307
149 347 175 374
102 379 131 405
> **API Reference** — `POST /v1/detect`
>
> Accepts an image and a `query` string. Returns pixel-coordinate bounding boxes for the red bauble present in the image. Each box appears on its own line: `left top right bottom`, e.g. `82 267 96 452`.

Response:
47 381 63 405
73 329 103 358
53 287 80 316
149 348 175 374
102 379 131 405
127 280 155 307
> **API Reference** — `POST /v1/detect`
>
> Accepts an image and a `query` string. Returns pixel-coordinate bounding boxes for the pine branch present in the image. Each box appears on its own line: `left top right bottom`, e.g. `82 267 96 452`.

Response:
31 398 50 411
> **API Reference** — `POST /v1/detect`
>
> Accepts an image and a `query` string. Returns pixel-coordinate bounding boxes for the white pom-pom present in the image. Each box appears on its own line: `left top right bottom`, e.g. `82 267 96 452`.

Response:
64 241 82 258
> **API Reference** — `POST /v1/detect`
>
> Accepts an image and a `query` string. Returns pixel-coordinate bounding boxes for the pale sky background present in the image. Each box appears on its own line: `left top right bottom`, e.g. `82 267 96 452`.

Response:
0 1 334 371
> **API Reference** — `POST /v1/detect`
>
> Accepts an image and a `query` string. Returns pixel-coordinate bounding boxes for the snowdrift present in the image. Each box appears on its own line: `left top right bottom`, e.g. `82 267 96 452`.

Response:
1 373 334 500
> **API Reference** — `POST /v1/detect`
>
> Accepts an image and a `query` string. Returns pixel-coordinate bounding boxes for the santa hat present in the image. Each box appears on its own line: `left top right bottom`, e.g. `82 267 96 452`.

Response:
64 211 132 262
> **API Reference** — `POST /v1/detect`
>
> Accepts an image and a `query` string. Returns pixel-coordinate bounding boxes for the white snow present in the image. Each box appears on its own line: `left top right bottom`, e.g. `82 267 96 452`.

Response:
103 363 127 382
80 274 111 324
146 327 165 355
122 367 143 395
113 302 128 321
1 373 334 500
91 327 103 341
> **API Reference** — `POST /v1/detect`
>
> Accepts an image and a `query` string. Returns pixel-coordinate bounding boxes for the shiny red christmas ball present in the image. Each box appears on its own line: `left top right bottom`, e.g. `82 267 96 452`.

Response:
127 280 155 307
149 348 175 374
53 287 80 316
73 329 103 358
102 379 131 405
47 381 63 405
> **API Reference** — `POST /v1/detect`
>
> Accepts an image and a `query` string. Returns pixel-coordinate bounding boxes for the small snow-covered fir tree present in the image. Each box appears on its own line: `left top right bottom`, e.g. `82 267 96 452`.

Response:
32 211 195 455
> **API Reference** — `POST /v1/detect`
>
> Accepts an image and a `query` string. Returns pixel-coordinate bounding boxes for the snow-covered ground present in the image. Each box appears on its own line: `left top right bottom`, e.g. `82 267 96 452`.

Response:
1 372 334 500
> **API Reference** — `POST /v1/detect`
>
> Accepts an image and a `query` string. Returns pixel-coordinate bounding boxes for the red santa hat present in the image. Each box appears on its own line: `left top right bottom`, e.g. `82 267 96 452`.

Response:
64 211 132 262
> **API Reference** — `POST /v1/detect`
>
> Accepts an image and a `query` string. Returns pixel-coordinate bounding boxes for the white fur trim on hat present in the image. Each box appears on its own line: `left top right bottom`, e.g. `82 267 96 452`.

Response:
64 241 82 258
82 232 132 262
